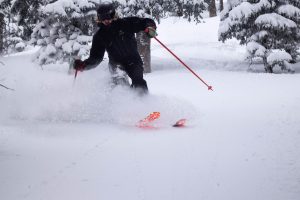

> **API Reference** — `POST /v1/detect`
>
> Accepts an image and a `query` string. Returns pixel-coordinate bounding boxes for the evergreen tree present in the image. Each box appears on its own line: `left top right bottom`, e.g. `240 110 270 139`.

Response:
30 0 99 65
172 0 206 23
0 0 44 54
117 0 206 24
5 16 26 53
219 0 300 73
0 0 11 54
0 12 4 54
11 0 44 40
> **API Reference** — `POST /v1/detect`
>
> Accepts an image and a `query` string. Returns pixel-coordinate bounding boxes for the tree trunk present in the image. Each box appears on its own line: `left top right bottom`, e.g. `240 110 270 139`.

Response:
263 57 273 73
0 12 4 54
209 0 217 17
219 0 224 12
136 31 151 73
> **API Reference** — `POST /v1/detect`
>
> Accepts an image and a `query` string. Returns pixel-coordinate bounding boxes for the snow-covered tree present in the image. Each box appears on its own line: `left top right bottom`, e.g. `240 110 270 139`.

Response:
117 0 207 23
116 0 160 20
170 0 207 23
0 0 44 54
5 17 26 53
0 0 10 54
11 0 43 40
30 0 99 65
0 12 4 54
183 0 207 22
219 0 300 73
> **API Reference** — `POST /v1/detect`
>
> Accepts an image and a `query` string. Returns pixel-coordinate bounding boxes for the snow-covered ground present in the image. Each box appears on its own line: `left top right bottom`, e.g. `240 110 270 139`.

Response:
1 17 300 200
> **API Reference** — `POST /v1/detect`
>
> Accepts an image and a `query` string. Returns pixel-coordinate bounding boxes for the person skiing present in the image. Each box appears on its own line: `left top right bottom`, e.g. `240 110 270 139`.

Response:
73 3 157 94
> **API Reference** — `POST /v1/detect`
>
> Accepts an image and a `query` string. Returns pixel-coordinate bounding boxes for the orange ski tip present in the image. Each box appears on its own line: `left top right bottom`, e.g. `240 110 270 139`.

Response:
137 112 161 128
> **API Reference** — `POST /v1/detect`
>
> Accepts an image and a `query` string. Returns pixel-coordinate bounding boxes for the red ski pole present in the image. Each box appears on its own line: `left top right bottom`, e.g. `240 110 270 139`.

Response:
74 69 78 80
70 57 78 85
153 36 213 91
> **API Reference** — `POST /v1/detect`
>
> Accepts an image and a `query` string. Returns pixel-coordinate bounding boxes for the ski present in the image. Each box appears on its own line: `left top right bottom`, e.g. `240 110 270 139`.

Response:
173 119 187 127
136 112 161 128
137 112 187 128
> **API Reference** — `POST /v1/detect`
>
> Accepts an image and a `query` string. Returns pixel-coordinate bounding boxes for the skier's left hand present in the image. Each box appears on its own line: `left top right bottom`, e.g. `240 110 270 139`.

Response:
145 27 157 38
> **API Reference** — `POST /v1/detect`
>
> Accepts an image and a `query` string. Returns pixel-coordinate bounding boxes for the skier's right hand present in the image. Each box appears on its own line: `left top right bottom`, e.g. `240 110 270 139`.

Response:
73 59 86 71
145 27 157 38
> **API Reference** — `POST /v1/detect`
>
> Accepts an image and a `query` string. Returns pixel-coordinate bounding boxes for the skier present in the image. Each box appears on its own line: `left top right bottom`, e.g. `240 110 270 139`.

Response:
73 3 157 94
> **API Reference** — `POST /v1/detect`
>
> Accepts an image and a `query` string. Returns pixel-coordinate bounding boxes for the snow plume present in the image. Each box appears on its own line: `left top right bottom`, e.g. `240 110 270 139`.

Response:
96 86 199 126
0 58 199 127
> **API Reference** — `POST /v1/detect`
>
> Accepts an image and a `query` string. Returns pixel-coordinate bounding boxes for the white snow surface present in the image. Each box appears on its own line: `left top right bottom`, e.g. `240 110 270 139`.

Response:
1 17 300 200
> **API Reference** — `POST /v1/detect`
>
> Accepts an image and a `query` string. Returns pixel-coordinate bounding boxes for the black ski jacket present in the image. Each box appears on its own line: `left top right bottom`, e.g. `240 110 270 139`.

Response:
83 17 156 70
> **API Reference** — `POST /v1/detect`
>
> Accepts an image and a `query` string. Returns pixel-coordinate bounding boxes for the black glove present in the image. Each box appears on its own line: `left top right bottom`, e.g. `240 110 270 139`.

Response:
145 27 157 38
73 59 86 71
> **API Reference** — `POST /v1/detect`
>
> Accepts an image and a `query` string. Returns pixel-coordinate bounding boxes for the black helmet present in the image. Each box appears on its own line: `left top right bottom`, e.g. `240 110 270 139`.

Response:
97 3 116 21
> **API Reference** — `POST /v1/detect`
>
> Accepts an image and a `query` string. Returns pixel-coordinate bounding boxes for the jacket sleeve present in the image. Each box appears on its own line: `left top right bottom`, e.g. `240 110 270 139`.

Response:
121 17 156 33
83 34 105 70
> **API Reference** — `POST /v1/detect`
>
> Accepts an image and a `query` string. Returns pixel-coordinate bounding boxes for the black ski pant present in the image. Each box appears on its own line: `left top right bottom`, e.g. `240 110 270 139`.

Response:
109 58 148 92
